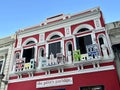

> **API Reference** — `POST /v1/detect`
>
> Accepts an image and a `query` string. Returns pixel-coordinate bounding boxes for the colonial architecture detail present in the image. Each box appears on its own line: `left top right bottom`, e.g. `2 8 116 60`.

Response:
8 7 120 90
0 35 15 90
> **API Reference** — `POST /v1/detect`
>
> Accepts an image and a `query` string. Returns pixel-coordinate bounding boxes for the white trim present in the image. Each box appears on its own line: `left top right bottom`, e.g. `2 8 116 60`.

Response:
36 77 73 88
12 52 21 70
17 37 22 48
65 26 71 37
22 37 37 46
73 35 77 50
38 47 45 68
0 46 9 53
38 47 45 58
9 65 115 83
39 33 45 43
46 31 64 41
94 18 102 29
61 38 65 55
73 24 94 34
97 33 108 49
65 41 73 56
105 30 115 59
34 46 37 62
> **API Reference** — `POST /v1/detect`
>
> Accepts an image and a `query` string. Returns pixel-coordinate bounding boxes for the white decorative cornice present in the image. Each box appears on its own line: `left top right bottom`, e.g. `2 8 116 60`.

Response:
17 7 101 38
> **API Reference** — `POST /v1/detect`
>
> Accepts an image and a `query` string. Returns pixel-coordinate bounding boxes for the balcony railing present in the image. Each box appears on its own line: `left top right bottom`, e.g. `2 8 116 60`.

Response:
40 44 111 70
73 44 106 66
40 53 67 70
39 44 102 70
15 58 36 74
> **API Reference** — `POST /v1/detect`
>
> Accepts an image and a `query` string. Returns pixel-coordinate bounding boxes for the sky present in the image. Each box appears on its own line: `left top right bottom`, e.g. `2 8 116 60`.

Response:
0 0 120 38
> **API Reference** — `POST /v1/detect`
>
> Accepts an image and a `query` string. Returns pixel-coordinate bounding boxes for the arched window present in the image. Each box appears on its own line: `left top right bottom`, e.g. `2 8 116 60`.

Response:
48 34 62 58
66 42 72 53
98 34 109 56
99 37 104 46
22 37 37 46
73 24 93 34
26 41 35 45
46 31 63 41
98 34 107 47
46 31 64 59
39 48 44 57
50 35 60 40
66 42 73 63
73 24 93 55
22 38 37 63
68 44 72 51
77 28 89 33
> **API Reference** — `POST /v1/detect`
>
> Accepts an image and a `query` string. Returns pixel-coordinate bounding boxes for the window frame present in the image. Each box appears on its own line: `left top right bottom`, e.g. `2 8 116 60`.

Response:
22 47 35 63
65 41 73 58
48 40 62 58
0 55 6 74
38 47 45 58
75 33 93 54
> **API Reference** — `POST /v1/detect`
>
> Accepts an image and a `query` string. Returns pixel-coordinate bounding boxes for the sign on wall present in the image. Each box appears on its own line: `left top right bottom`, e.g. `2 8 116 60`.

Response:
36 77 73 88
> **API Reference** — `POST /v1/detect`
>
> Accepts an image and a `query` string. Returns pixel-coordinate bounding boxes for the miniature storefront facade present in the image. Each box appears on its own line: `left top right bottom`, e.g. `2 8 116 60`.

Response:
8 7 120 90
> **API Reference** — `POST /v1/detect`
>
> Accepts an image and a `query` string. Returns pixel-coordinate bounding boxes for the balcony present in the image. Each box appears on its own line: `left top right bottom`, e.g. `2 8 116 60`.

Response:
15 58 36 74
40 44 112 71
73 44 110 67
40 53 68 70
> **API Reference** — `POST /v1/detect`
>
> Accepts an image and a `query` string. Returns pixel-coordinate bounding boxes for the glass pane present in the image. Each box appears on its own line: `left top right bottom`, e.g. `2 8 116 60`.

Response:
48 42 61 58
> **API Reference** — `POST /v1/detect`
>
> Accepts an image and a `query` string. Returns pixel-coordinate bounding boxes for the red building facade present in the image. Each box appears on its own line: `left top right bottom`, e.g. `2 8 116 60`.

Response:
8 7 120 90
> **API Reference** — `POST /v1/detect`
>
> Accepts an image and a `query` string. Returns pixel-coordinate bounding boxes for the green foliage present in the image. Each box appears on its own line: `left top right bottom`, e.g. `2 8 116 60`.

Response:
73 50 81 61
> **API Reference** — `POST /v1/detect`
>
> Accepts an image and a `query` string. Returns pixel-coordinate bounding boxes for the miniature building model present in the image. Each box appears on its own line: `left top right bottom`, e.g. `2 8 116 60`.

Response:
8 7 120 90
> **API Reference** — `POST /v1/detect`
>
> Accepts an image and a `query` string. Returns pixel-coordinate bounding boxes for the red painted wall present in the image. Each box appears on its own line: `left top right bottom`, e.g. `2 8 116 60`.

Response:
8 70 120 90
15 38 18 48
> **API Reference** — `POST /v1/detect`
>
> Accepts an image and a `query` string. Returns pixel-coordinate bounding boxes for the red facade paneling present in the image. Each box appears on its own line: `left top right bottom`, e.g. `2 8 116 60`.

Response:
8 70 120 90
15 38 18 48
100 11 105 27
